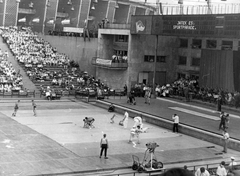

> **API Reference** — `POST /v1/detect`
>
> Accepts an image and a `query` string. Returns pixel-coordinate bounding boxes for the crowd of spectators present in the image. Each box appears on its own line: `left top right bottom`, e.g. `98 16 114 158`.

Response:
0 40 24 93
156 78 240 108
0 26 111 99
125 78 240 108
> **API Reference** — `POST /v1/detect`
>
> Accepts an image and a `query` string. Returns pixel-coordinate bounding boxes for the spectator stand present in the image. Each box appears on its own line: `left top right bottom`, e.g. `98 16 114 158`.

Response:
0 27 129 101
157 77 240 109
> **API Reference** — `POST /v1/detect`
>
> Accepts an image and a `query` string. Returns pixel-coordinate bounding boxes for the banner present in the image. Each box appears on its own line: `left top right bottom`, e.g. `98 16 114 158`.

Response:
131 15 163 35
47 19 55 24
63 27 83 33
131 16 152 34
18 17 26 22
96 58 112 66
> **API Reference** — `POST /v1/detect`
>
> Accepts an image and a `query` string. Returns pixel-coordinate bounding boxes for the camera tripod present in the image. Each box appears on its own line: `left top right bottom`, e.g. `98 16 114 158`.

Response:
132 148 164 173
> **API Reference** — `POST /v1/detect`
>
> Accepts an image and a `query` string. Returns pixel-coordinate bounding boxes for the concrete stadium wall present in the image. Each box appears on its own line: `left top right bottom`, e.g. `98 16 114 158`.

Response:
129 35 179 85
96 33 129 89
95 100 240 152
39 34 98 77
96 68 128 90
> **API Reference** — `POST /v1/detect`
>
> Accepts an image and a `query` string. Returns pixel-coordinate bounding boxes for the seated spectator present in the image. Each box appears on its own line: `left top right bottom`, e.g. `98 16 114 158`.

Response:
195 167 209 176
46 89 51 101
227 156 238 175
51 89 56 99
122 55 127 62
52 78 57 85
216 161 227 176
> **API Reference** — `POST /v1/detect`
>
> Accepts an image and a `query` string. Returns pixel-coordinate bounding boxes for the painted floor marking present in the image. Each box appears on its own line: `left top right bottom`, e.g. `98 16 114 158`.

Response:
169 107 220 121
158 97 240 119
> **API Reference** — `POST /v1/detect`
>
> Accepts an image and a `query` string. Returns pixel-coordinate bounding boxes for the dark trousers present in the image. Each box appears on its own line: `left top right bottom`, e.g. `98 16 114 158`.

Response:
100 144 108 157
173 123 179 133
219 121 225 130
217 102 221 111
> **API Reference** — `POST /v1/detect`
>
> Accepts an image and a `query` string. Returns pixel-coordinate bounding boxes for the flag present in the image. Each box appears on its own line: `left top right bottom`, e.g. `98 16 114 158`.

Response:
18 17 26 22
32 18 40 23
45 18 55 25
47 19 55 24
159 3 163 15
61 19 70 25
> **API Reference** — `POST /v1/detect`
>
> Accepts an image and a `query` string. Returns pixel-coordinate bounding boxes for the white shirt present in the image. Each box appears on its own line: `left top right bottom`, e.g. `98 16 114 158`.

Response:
124 112 129 119
223 132 229 140
216 165 227 176
172 115 179 124
195 168 210 176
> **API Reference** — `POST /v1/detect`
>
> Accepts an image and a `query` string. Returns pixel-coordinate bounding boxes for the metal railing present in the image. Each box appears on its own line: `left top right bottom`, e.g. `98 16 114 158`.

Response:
161 4 240 15
18 8 36 14
105 23 131 30
98 161 240 176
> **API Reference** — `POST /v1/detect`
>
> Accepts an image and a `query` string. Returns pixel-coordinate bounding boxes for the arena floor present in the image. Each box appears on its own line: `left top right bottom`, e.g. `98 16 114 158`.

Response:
0 98 239 176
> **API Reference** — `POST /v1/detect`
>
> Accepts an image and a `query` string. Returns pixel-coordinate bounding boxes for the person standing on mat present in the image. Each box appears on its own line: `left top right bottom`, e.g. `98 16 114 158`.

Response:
12 100 20 117
100 134 109 159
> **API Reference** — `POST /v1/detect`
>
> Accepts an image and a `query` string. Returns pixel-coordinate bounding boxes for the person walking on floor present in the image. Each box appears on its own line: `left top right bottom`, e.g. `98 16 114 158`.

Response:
12 100 20 117
225 114 230 130
100 134 108 159
32 100 37 116
219 112 226 131
145 88 151 105
172 114 179 133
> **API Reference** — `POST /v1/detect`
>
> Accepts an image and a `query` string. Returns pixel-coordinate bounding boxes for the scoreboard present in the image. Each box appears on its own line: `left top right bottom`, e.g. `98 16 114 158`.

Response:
162 14 240 38
131 14 240 38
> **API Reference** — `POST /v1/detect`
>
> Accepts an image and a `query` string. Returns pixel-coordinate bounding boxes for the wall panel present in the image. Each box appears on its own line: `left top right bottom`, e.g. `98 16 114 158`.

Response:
5 0 18 26
78 0 90 28
88 0 108 29
44 0 58 33
114 3 129 24
106 1 115 23
0 1 5 26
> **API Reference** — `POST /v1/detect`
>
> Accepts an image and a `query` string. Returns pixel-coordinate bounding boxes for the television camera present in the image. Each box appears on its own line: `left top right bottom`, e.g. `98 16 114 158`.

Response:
146 142 159 153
